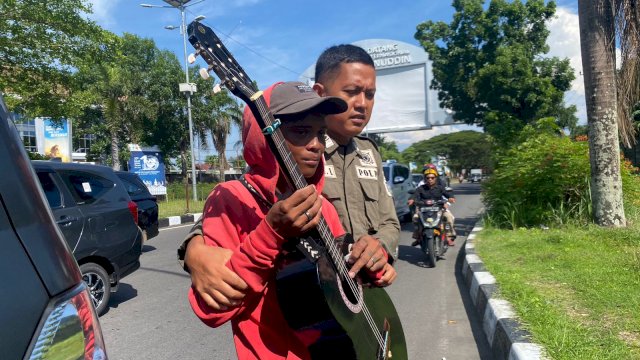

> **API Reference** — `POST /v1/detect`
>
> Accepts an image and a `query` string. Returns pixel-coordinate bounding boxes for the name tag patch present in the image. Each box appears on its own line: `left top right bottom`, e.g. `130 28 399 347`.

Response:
358 149 377 167
325 165 337 178
356 166 378 180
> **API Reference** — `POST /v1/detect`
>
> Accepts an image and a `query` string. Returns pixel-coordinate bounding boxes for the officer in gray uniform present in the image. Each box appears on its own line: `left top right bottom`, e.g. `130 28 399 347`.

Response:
322 133 400 262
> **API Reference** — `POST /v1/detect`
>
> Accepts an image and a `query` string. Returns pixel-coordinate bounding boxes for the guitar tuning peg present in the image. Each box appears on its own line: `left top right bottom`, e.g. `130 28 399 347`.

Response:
188 53 197 64
212 84 222 94
199 68 210 79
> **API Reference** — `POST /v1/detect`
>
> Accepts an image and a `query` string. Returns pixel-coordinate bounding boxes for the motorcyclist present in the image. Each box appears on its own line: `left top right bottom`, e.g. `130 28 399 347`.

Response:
416 163 446 187
408 168 457 247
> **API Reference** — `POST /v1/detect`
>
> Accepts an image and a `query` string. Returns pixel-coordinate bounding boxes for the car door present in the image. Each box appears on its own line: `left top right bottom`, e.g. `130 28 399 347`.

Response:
35 170 85 252
391 165 410 215
58 168 140 263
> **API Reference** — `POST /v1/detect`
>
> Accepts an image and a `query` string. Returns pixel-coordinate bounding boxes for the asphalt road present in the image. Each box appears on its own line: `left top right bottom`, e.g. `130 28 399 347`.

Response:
100 182 490 360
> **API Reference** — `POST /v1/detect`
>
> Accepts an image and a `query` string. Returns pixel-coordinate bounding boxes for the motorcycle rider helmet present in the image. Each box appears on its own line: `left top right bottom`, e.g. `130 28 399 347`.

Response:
423 168 438 177
423 163 437 171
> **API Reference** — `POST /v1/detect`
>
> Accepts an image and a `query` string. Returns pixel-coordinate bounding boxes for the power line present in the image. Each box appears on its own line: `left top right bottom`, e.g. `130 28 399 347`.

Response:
183 8 311 81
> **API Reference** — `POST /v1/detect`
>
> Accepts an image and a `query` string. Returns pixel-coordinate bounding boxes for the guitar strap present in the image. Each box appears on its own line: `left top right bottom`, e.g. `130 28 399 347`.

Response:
238 175 324 263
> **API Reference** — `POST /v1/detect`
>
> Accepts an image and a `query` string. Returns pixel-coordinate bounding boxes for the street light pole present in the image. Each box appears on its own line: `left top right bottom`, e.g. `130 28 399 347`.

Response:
178 6 198 203
141 1 204 203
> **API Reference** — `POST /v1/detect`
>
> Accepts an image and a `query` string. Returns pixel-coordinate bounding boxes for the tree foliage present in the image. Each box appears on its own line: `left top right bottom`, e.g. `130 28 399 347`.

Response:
0 0 104 118
73 33 185 169
414 0 576 146
191 73 243 182
366 133 404 163
402 130 492 173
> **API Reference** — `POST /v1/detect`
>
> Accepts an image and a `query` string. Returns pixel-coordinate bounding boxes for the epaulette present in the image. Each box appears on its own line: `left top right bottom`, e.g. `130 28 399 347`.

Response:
355 135 380 151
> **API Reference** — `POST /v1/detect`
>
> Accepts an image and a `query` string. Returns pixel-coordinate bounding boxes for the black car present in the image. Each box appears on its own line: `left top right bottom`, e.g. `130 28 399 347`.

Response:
32 160 143 315
0 95 108 358
115 171 159 241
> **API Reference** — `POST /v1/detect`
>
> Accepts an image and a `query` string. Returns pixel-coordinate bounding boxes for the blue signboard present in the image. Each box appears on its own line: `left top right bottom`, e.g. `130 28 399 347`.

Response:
128 149 167 195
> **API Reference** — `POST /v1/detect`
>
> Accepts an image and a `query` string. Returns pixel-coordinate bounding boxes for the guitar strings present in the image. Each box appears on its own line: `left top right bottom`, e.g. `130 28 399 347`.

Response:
252 98 386 349
200 39 386 348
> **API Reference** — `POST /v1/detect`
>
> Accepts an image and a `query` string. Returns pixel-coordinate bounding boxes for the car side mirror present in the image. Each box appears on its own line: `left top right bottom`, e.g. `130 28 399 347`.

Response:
393 176 405 184
408 189 415 195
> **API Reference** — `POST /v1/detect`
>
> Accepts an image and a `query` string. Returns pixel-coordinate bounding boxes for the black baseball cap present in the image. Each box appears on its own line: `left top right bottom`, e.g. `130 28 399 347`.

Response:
270 81 347 116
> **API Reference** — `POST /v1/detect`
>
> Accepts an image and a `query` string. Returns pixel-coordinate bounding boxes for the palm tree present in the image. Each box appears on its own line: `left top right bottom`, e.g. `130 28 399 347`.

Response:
578 0 626 226
191 76 243 183
614 0 640 147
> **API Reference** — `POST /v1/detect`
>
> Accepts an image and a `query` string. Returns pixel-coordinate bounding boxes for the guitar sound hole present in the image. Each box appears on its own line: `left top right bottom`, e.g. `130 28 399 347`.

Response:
336 274 363 313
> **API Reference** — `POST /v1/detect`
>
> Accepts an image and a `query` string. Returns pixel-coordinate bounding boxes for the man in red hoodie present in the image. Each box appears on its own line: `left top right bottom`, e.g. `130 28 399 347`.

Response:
188 81 395 359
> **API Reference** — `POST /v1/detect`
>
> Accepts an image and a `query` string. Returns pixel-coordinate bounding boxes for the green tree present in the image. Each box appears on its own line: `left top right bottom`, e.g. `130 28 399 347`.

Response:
414 0 575 146
0 0 104 118
366 133 404 163
402 130 492 174
74 33 179 170
191 74 243 182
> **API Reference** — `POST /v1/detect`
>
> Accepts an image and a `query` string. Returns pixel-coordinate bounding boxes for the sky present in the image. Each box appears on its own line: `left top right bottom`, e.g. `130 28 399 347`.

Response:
87 0 583 157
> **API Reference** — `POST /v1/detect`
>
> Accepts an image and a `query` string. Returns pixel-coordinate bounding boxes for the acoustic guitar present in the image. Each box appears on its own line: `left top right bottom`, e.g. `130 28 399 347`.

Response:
187 21 407 360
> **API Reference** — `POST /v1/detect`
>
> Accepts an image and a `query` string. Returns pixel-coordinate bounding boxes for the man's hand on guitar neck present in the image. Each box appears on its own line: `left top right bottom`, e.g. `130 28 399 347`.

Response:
347 235 397 287
185 235 249 310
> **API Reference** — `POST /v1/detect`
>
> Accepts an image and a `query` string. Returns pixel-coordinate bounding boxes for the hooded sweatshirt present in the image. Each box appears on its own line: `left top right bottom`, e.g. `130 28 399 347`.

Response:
188 83 345 360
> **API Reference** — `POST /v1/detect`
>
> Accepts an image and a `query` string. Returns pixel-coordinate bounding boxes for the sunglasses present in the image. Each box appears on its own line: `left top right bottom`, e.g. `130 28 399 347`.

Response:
425 176 436 179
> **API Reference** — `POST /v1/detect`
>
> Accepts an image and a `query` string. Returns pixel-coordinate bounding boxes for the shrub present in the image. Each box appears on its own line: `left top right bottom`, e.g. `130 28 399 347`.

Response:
483 133 591 228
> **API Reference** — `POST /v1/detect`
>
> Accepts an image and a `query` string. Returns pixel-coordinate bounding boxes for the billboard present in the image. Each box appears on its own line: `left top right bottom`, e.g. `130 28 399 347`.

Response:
35 118 72 162
128 145 167 196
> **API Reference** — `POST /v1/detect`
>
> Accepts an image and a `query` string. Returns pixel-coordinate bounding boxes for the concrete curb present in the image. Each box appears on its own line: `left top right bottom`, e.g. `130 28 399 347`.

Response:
463 222 547 360
158 213 202 229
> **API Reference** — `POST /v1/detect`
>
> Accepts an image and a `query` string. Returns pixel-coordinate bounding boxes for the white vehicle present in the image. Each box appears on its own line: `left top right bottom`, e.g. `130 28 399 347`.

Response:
382 161 412 221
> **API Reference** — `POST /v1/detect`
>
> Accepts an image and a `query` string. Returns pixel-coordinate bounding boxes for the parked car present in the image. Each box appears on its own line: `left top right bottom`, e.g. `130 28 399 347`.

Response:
382 160 412 221
411 173 423 188
32 160 143 315
115 171 159 242
0 94 108 358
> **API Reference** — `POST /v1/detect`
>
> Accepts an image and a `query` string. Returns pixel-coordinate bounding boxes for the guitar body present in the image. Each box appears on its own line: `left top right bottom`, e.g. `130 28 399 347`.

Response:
187 21 407 360
277 252 407 360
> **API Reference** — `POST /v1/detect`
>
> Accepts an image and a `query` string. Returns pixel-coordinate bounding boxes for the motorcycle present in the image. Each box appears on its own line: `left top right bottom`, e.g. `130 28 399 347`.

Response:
416 199 450 267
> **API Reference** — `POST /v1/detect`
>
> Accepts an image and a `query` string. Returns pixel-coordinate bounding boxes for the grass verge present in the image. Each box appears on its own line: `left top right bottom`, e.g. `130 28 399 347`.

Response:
475 224 640 359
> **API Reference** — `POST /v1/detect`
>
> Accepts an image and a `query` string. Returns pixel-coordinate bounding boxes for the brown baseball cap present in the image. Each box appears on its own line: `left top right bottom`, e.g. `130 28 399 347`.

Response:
270 81 347 116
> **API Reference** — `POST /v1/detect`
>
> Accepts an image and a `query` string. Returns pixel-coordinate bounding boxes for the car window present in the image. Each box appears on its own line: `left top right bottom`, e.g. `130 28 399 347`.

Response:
36 172 63 209
396 166 409 180
57 170 115 205
118 176 144 196
382 166 390 182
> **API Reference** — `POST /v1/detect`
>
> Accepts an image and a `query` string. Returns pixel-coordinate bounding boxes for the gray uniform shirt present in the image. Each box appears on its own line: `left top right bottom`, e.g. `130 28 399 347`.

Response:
322 135 400 261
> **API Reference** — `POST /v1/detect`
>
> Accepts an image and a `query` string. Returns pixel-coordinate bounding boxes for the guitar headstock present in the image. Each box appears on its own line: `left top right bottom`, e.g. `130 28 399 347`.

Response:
187 21 257 103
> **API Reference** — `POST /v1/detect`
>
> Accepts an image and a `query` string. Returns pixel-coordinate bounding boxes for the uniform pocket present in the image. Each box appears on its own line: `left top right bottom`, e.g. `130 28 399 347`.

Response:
360 180 379 233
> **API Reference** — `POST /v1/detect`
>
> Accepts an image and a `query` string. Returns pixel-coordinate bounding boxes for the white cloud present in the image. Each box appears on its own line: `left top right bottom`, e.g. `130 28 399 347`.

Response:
88 0 120 26
546 6 587 124
381 124 484 151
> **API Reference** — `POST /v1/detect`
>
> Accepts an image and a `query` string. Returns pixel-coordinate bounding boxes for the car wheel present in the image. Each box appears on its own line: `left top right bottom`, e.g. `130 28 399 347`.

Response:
80 262 111 315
